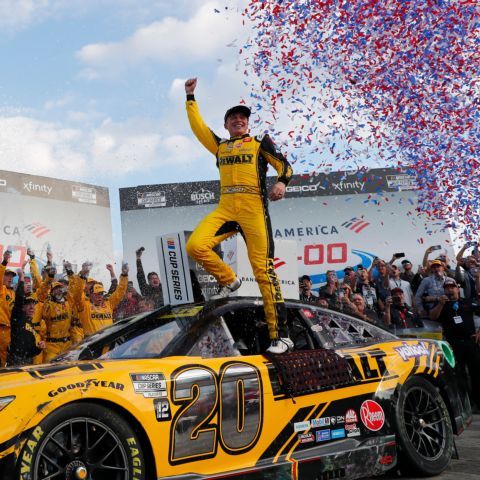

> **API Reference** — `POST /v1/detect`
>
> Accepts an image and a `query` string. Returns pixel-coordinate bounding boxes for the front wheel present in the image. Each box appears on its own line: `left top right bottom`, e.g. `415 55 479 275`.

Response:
18 402 146 480
395 376 454 476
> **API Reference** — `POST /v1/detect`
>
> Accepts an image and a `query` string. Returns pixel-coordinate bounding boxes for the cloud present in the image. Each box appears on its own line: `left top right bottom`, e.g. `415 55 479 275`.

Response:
77 1 246 77
0 113 216 185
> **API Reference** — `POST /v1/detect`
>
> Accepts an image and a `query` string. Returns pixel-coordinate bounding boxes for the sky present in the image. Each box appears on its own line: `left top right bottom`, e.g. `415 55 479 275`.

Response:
0 0 255 258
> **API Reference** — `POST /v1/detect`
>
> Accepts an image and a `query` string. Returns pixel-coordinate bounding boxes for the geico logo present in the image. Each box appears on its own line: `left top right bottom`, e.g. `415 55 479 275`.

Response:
48 379 125 397
286 182 324 193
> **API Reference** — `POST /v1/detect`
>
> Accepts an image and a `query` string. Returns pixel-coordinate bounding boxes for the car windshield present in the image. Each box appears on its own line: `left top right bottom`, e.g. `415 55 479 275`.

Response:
54 305 204 361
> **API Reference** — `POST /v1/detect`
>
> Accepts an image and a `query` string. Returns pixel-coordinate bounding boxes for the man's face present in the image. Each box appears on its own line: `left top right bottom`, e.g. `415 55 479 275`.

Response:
358 269 368 281
148 274 160 287
91 292 105 306
22 302 36 318
390 265 400 278
466 256 478 270
326 271 337 284
301 278 312 291
444 284 459 300
24 277 32 294
224 112 249 137
392 292 404 305
4 273 14 288
430 264 444 276
403 262 412 271
344 269 354 279
352 295 365 310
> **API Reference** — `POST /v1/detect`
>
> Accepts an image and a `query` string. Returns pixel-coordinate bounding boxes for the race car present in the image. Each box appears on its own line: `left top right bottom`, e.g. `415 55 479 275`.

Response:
0 297 471 480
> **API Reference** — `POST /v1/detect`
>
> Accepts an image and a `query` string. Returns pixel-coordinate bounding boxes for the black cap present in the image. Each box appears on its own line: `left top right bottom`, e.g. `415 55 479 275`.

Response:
24 295 38 304
356 264 365 270
224 105 251 123
401 259 412 265
343 266 354 273
300 274 311 282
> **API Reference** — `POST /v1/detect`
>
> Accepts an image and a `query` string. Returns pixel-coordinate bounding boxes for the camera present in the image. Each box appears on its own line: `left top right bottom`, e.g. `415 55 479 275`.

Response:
392 296 402 305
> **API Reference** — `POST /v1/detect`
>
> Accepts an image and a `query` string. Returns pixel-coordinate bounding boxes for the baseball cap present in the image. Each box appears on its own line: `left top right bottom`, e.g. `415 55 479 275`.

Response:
391 287 404 295
92 284 106 294
401 259 412 265
87 277 96 284
443 277 458 287
300 274 311 282
224 105 251 123
343 266 354 273
24 295 37 304
50 282 64 290
4 269 16 276
430 259 443 267
356 264 365 270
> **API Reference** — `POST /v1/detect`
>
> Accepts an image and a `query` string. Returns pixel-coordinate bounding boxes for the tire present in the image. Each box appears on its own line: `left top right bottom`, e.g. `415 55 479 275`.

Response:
17 402 146 480
395 376 454 476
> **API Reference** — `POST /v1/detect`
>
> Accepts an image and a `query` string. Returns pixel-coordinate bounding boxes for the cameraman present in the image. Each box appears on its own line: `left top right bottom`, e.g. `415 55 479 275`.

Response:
430 277 480 411
383 288 424 330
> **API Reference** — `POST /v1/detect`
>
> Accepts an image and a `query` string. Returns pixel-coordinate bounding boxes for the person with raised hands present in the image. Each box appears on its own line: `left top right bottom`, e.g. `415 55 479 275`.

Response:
0 248 16 367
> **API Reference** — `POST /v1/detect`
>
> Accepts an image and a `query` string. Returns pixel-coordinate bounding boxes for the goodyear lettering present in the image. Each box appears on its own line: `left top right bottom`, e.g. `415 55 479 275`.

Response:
218 154 254 166
127 437 143 480
20 426 43 475
48 379 124 397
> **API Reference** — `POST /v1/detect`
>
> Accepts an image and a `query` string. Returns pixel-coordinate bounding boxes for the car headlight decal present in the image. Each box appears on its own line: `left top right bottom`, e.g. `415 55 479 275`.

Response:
0 396 15 412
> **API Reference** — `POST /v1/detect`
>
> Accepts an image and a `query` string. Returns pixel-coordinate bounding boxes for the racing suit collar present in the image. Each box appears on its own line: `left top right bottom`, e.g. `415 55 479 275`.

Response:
229 133 250 141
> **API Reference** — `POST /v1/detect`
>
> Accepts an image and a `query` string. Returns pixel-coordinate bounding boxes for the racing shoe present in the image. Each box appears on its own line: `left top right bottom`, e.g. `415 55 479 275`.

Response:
266 337 294 354
210 277 242 300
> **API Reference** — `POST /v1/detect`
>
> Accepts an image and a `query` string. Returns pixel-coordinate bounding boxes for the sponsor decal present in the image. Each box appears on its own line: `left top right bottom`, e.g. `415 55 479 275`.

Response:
311 417 330 428
191 188 215 205
23 181 52 195
330 416 337 425
130 372 168 398
331 180 366 192
379 455 394 466
298 432 315 444
360 400 385 432
243 137 252 142
331 428 346 439
342 217 370 234
386 174 417 190
285 181 326 194
218 154 253 165
274 224 339 238
336 415 345 424
154 398 172 421
72 185 97 204
294 421 311 432
394 341 430 361
23 222 51 238
137 190 166 207
346 426 361 437
316 429 331 442
48 379 124 397
345 409 358 423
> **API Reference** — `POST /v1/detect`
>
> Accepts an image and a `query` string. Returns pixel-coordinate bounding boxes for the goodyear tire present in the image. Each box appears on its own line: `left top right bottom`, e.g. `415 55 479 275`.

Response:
395 376 454 476
17 402 145 480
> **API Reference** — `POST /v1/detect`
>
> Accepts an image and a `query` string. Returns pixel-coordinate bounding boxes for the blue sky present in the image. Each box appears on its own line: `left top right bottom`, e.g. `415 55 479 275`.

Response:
0 0 254 256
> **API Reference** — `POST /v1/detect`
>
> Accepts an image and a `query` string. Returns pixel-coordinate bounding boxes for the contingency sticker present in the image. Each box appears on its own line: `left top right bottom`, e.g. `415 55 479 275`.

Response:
154 398 172 421
130 373 167 398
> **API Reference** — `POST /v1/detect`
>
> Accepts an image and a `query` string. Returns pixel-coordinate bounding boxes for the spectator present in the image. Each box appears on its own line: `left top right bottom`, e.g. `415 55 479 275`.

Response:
72 261 129 337
351 294 382 325
106 263 118 296
0 250 16 367
389 264 414 307
383 288 423 331
115 282 142 320
318 270 340 309
354 266 380 313
317 297 329 309
299 275 318 303
336 283 359 316
456 243 480 300
429 278 480 411
371 259 390 309
415 259 447 316
6 269 45 366
343 266 357 291
400 259 415 285
138 297 156 313
136 247 164 309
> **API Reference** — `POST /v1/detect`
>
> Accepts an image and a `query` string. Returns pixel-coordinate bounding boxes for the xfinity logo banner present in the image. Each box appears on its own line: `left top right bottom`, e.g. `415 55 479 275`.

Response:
156 232 194 306
23 181 52 195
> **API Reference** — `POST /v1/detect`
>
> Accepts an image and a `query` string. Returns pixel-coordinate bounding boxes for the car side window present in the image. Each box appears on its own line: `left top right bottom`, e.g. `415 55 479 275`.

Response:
188 317 242 358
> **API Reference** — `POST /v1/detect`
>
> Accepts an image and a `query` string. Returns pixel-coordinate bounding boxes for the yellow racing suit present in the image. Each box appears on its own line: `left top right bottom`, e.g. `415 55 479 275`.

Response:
30 260 48 364
73 274 128 337
185 97 293 340
0 264 15 367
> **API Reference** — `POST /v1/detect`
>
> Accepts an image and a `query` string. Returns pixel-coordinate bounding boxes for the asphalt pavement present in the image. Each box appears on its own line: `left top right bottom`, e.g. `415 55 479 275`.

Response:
368 414 480 480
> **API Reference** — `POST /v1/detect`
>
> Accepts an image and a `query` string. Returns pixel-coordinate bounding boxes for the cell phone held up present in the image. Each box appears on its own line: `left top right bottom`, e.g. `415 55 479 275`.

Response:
466 241 478 248
431 245 442 251
393 253 405 258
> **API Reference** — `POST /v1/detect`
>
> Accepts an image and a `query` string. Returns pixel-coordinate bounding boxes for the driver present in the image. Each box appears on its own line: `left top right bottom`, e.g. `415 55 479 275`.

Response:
184 77 293 354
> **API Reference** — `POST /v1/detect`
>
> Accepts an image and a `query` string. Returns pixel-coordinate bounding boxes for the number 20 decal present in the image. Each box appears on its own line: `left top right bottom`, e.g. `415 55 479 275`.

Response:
169 362 263 465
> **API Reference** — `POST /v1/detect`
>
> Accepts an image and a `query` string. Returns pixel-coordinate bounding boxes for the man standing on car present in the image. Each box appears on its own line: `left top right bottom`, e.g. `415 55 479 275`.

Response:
184 77 293 354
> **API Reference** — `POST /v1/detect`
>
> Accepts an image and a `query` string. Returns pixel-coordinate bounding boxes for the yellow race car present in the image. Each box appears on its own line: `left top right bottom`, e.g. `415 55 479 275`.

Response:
0 298 471 480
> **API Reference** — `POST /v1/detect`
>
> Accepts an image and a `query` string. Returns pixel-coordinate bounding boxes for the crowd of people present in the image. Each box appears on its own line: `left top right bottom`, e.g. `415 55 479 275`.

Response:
299 244 480 412
0 245 163 368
